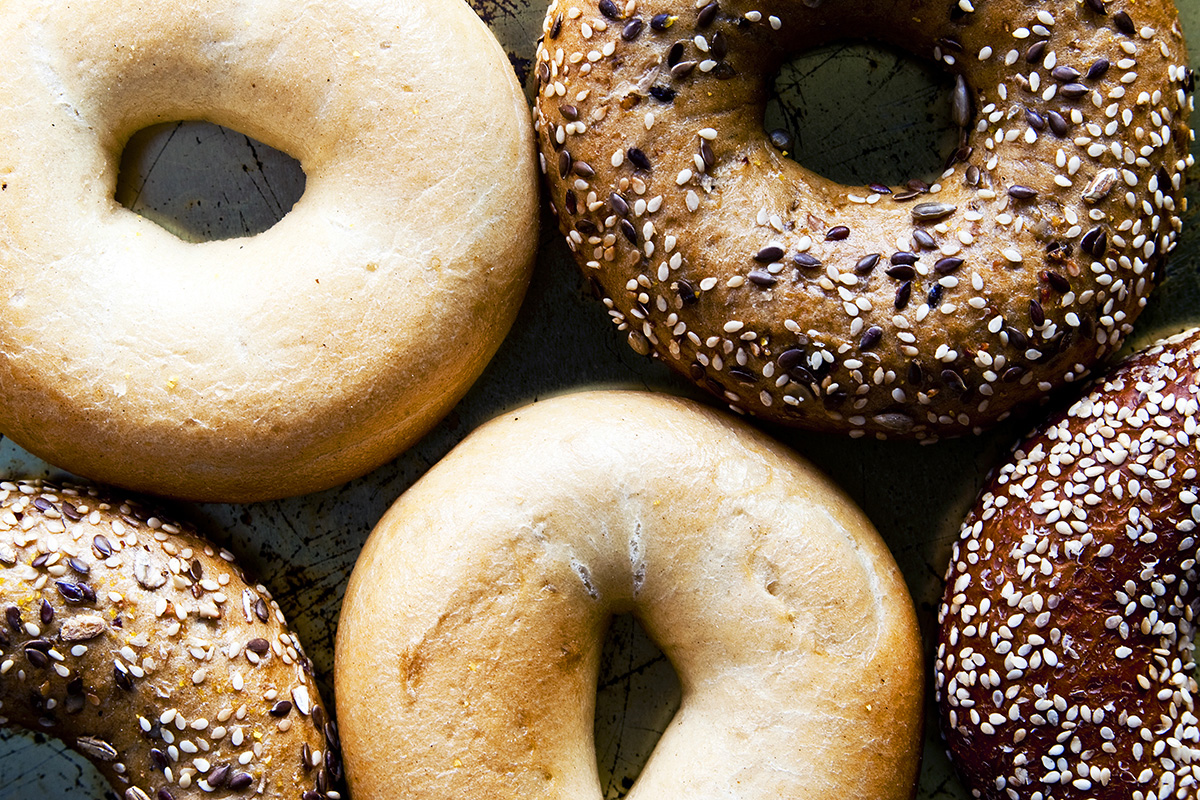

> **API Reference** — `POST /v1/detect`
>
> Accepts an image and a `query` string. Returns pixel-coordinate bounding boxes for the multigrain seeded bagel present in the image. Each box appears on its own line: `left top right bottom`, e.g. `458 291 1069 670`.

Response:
0 0 537 502
935 327 1200 800
335 390 924 800
0 479 339 800
534 0 1194 440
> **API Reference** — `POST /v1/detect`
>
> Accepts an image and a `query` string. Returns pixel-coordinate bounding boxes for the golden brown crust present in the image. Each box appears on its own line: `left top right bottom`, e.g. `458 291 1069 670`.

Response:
0 479 338 800
0 0 538 502
336 390 923 800
534 0 1193 441
936 327 1200 800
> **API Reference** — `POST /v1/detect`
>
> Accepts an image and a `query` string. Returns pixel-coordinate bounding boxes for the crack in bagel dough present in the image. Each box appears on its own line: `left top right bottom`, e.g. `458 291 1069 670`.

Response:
936 328 1200 800
335 391 924 800
0 479 339 800
0 0 538 502
534 0 1194 441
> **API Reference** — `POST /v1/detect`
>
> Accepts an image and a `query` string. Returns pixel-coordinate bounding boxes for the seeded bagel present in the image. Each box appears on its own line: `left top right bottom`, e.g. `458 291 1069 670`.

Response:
534 0 1193 440
0 479 338 800
936 327 1200 799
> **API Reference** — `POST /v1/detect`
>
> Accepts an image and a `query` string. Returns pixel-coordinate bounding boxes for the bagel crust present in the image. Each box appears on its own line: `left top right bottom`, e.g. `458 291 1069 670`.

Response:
0 0 537 502
0 479 338 800
534 0 1193 440
936 328 1200 799
336 390 923 800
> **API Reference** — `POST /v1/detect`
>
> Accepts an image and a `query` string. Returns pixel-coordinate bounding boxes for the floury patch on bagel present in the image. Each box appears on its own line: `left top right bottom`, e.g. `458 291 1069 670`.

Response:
937 328 1200 800
0 479 339 800
535 0 1193 440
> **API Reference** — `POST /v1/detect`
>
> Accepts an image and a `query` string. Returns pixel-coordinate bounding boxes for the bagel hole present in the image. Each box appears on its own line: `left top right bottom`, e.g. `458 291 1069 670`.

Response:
115 121 305 242
765 42 960 187
594 614 681 797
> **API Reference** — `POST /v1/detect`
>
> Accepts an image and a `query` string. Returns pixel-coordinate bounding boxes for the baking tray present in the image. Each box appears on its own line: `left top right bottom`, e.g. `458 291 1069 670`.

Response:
2 1 1199 797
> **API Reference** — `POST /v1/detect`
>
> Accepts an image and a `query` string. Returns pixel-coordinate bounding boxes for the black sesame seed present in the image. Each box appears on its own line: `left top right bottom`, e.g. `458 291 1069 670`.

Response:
24 647 48 668
747 269 777 286
1113 10 1135 35
1003 365 1026 382
934 257 964 275
891 191 921 202
254 598 270 622
622 17 643 39
755 245 785 263
559 104 579 122
650 12 673 30
689 363 706 381
558 151 572 180
574 219 598 236
868 183 892 195
150 749 170 771
56 581 84 602
550 13 563 38
620 218 638 243
1025 108 1046 130
912 229 936 250
599 0 621 18
6 606 20 631
563 190 577 216
792 253 821 269
697 1 719 27
537 61 550 85
608 192 629 217
885 264 915 280
1081 226 1108 257
247 637 270 655
61 502 80 521
711 59 734 77
677 279 698 304
39 599 53 625
941 369 967 393
32 553 49 569
907 179 930 193
1008 185 1038 200
825 226 850 241
890 252 917 266
667 41 684 67
25 638 51 652
649 85 677 103
627 147 652 170
699 139 714 169
710 31 727 60
1059 83 1089 99
67 676 83 696
938 36 964 53
92 534 112 558
670 60 697 79
1047 110 1069 137
270 700 293 717
856 254 881 274
894 280 913 310
1006 327 1029 350
67 557 89 575
768 129 793 151
907 361 924 386
572 161 595 178
1025 40 1047 65
302 792 321 800
927 284 944 306
157 789 176 800
860 326 883 351
32 497 53 512
1051 65 1081 83
1085 0 1106 13
729 368 756 383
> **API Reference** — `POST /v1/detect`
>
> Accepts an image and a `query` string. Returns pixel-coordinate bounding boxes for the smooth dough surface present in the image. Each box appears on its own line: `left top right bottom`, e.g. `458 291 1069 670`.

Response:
336 390 923 800
0 0 538 502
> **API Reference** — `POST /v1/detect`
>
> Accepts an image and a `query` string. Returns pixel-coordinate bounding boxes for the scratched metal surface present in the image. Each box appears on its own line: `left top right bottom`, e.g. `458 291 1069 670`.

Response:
0 1 1198 799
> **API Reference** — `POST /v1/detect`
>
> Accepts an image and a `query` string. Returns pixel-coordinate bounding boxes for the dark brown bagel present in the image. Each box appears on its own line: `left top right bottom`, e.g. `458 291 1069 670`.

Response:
534 0 1193 440
0 479 339 800
936 327 1200 799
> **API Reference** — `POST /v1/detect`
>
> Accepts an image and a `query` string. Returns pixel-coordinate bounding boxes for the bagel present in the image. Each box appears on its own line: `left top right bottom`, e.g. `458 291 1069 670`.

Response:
533 0 1194 440
335 390 923 799
0 478 338 800
0 0 537 502
936 327 1200 799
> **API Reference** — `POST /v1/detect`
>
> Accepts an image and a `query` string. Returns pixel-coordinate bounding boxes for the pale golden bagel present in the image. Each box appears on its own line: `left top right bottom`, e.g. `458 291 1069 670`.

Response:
535 0 1193 440
0 0 537 502
0 479 338 800
336 390 923 800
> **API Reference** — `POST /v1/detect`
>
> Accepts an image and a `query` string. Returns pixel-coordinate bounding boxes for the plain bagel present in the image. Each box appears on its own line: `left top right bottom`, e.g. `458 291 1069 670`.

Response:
336 390 923 799
0 0 537 502
534 0 1193 440
937 327 1200 799
0 479 338 800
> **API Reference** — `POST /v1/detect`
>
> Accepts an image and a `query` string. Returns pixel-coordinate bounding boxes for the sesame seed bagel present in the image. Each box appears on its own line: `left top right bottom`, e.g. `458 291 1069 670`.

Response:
534 0 1194 441
335 390 923 800
0 479 338 800
935 327 1200 799
0 0 537 502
